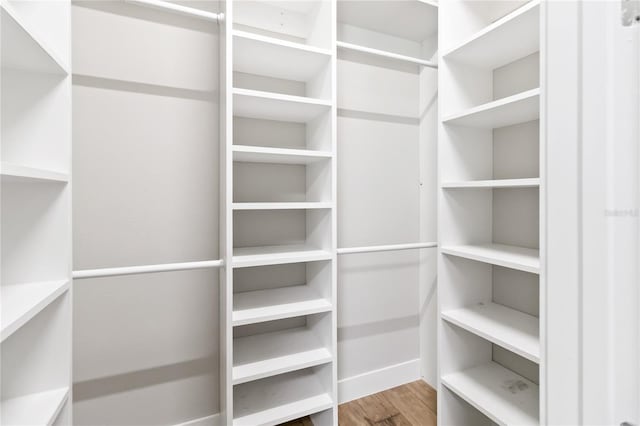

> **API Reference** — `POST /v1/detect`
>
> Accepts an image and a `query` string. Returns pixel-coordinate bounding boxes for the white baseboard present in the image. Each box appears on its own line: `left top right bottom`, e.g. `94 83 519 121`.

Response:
338 358 421 404
175 413 220 426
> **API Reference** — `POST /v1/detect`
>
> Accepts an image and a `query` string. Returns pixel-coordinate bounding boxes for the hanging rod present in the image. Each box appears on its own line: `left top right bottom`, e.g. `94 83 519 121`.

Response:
337 242 438 255
73 259 224 279
125 0 222 23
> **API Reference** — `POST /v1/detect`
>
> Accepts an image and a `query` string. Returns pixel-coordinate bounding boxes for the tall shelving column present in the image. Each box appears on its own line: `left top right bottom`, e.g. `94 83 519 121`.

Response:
0 0 72 424
438 1 543 425
221 1 337 425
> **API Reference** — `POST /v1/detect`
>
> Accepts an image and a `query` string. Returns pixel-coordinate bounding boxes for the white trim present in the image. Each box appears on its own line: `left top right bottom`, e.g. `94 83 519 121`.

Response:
174 413 220 426
337 359 420 404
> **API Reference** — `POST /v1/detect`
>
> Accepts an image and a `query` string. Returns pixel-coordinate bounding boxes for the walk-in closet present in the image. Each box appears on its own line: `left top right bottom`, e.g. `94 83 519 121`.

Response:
1 0 638 425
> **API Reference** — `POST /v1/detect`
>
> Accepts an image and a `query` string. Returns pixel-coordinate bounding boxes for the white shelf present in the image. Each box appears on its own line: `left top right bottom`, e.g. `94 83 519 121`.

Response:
442 302 539 363
443 88 540 129
233 88 331 123
442 178 540 189
1 280 70 342
441 362 539 426
126 0 220 22
233 369 333 426
233 285 332 326
1 387 69 426
1 162 69 183
232 202 332 211
443 0 540 69
0 1 69 75
233 327 332 385
234 30 331 82
233 145 332 165
233 245 332 268
337 41 437 68
441 244 539 274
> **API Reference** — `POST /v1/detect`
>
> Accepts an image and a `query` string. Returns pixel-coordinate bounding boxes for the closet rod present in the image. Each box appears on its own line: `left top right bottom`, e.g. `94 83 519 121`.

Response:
125 0 222 23
73 259 224 279
337 242 438 255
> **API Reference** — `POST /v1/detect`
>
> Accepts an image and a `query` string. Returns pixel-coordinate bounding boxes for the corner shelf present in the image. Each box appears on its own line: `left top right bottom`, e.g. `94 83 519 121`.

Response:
232 202 332 211
1 162 69 183
232 145 332 165
442 88 540 129
233 30 331 82
441 244 539 274
233 327 332 385
233 369 333 426
233 245 332 268
233 88 331 123
0 387 69 426
233 285 332 326
442 302 540 363
441 178 540 189
441 362 539 426
337 41 436 68
442 0 540 69
1 280 70 342
0 1 69 75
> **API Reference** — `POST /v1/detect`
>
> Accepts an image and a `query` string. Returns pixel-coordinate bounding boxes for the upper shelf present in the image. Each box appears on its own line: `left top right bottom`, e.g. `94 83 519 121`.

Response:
233 30 331 82
0 387 69 426
441 243 539 274
233 88 331 123
443 88 540 129
1 162 69 183
442 0 540 69
233 145 332 165
442 178 540 189
0 1 69 75
337 41 437 69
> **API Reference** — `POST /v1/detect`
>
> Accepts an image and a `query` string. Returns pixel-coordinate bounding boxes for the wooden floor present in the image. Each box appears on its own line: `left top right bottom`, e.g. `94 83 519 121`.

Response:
282 380 437 426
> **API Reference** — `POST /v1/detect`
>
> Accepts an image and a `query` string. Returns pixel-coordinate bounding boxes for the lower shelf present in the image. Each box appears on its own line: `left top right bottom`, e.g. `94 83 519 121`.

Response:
1 387 69 426
233 368 333 426
233 326 332 385
441 362 539 426
441 243 539 274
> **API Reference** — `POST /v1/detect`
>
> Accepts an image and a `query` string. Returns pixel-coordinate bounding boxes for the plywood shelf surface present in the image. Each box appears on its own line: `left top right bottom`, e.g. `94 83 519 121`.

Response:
233 327 332 385
233 369 333 426
233 88 331 123
441 178 540 189
233 245 333 268
443 88 540 129
1 387 69 426
1 162 69 183
234 30 331 82
233 145 332 165
0 1 69 75
1 280 70 342
442 362 539 426
232 202 332 211
233 285 332 326
442 302 540 363
441 243 539 274
442 0 540 69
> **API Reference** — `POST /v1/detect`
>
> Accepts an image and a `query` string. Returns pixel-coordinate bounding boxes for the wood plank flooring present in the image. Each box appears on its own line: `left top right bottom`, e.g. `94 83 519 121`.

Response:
281 380 437 426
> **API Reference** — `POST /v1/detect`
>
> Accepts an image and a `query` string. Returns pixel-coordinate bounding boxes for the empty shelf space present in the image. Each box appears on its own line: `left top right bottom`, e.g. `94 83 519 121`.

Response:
233 285 332 326
1 1 69 74
233 145 332 165
1 280 70 342
233 369 333 426
1 162 69 183
233 88 331 123
233 327 332 385
442 302 539 363
443 1 539 69
232 202 332 211
442 362 539 426
234 30 331 81
443 88 540 129
1 387 69 426
441 244 539 274
337 41 437 68
233 245 332 268
441 178 540 189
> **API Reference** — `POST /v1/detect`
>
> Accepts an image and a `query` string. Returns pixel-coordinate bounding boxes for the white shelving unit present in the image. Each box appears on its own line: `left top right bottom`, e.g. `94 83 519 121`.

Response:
0 0 72 424
221 1 337 424
439 0 543 424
